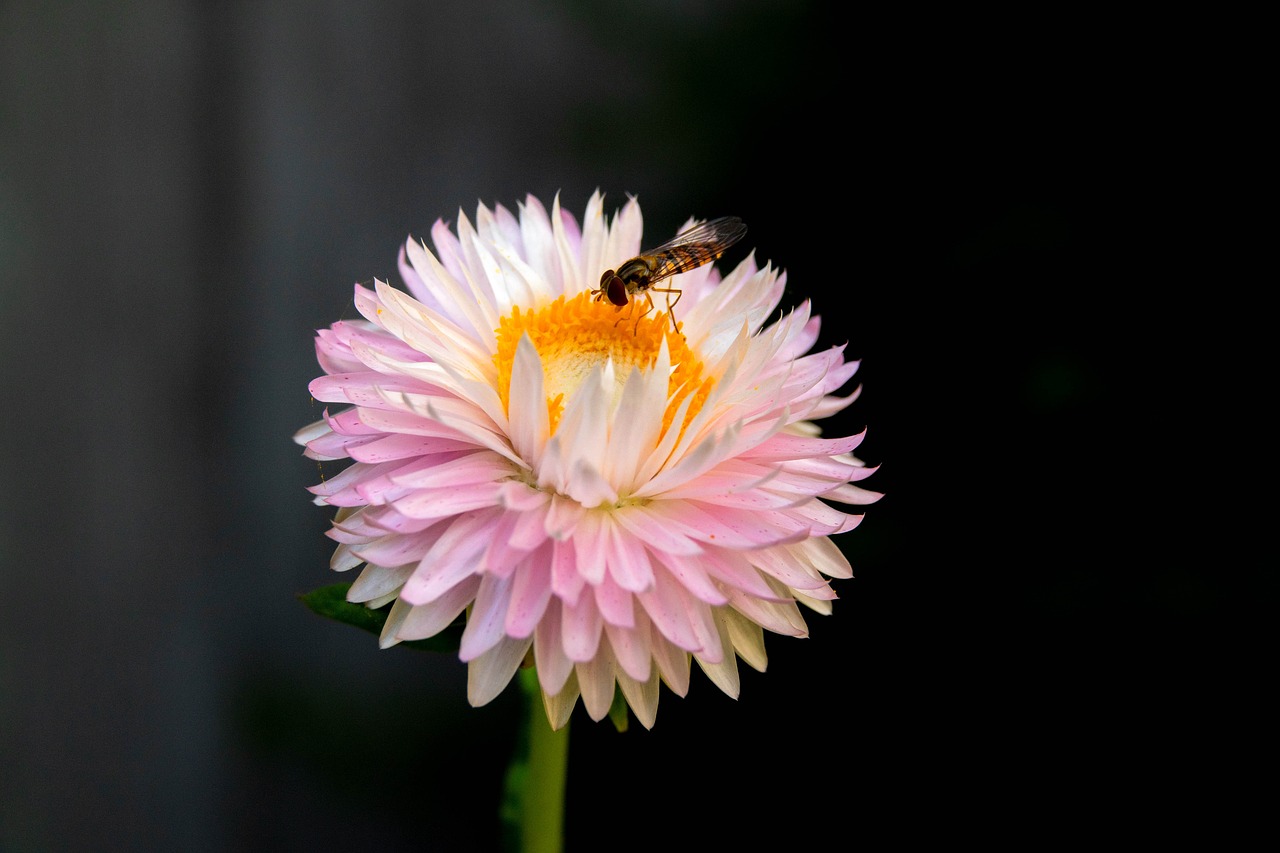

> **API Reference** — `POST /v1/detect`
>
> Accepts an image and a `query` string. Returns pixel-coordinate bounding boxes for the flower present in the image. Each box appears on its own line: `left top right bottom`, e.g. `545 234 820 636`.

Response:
294 192 880 729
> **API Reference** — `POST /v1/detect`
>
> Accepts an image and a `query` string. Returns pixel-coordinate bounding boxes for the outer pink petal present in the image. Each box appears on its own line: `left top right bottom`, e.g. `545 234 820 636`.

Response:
459 572 517 662
504 542 554 639
652 551 730 606
400 509 499 605
610 504 703 557
560 593 603 663
603 520 654 593
393 480 503 520
352 523 449 566
592 574 635 628
637 565 702 654
741 430 867 461
549 539 585 606
604 621 652 683
395 575 479 641
533 604 574 696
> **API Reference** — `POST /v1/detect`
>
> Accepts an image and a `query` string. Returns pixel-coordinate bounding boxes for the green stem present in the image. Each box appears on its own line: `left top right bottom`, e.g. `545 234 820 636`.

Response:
503 667 569 853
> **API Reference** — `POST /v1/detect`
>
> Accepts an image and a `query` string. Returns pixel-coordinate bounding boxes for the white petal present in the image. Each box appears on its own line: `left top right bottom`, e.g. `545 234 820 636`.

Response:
721 607 768 673
553 367 610 496
541 669 580 731
507 335 550 463
378 597 413 649
466 635 532 707
330 542 364 572
347 563 413 603
575 653 617 722
794 536 854 580
694 612 740 699
649 632 691 698
615 667 660 731
603 362 667 490
294 418 331 446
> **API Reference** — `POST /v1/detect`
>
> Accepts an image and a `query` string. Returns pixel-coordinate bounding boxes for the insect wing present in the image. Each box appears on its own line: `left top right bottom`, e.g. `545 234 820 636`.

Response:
640 216 748 285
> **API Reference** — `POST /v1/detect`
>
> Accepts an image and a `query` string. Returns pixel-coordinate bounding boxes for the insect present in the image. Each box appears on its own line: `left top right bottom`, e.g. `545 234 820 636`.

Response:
594 215 747 332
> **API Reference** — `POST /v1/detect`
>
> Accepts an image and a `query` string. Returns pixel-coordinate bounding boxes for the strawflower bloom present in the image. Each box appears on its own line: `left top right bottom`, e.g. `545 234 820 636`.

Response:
295 192 880 729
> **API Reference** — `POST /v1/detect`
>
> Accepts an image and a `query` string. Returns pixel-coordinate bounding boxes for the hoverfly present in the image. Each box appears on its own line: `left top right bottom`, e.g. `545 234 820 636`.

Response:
594 215 747 333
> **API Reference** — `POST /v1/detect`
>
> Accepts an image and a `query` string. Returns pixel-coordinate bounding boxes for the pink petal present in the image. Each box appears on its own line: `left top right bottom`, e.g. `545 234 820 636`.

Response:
308 460 400 503
749 547 833 592
637 566 702 654
388 451 512 489
677 501 809 549
347 434 474 464
395 575 479 641
504 543 553 639
459 572 516 662
603 520 654 592
399 509 499 605
651 551 730 606
303 429 377 461
776 501 862 536
592 574 635 628
822 483 885 505
696 548 782 600
508 500 551 551
742 430 867 461
480 511 530 579
392 480 503 520
723 586 809 637
610 504 703 557
353 523 449 566
309 371 441 407
560 593 603 663
604 622 651 683
325 406 388 436
533 604 574 696
498 480 550 512
571 512 608 585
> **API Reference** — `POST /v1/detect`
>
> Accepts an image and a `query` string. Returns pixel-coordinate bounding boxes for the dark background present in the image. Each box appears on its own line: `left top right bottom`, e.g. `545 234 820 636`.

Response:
1 2 1257 851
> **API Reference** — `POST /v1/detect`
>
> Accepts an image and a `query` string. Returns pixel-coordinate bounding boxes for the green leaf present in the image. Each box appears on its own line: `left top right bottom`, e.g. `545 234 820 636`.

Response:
298 582 463 653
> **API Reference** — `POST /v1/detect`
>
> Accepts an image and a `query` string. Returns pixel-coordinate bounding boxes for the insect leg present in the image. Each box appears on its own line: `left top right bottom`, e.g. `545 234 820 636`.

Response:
649 285 684 333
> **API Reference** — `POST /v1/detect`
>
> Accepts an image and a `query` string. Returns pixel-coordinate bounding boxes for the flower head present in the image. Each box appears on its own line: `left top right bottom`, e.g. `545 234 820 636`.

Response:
295 192 880 729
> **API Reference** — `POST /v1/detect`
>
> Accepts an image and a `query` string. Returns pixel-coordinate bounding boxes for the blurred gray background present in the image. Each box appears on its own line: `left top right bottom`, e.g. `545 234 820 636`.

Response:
1 2 1255 851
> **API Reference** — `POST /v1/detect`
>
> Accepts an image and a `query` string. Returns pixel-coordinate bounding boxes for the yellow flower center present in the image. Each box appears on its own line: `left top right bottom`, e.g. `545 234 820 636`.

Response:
494 292 713 438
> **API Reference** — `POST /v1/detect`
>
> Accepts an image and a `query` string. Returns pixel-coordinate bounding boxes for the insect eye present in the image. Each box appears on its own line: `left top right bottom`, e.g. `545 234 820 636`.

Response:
606 276 628 306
